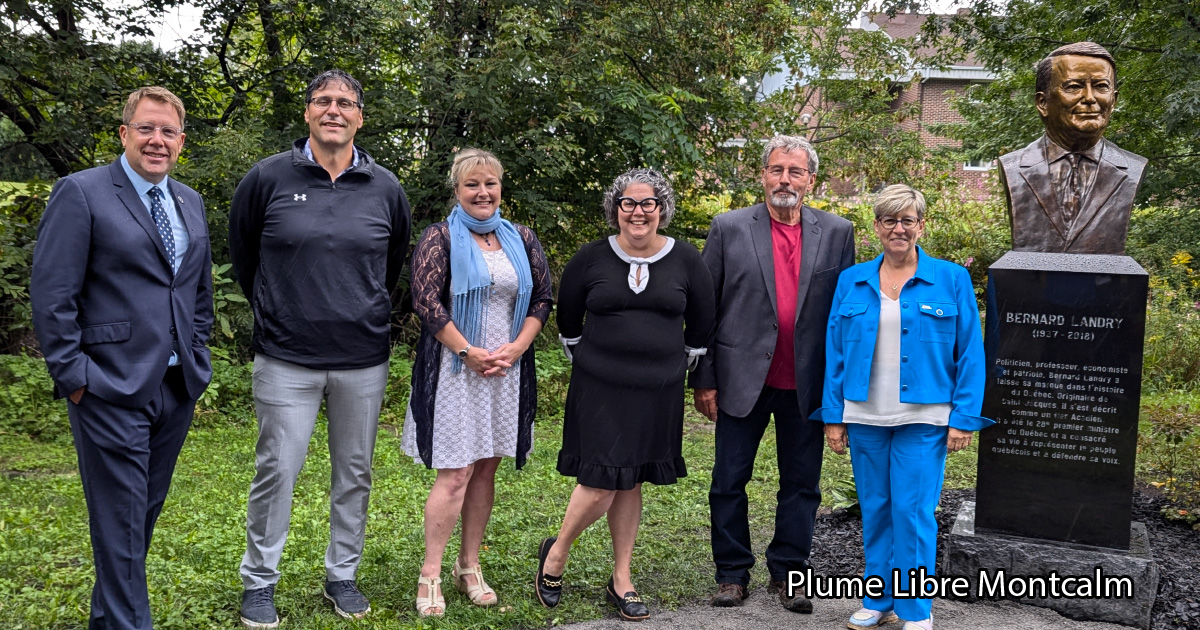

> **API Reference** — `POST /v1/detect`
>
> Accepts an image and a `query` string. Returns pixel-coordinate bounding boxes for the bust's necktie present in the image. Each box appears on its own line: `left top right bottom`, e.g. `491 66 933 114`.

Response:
1061 153 1082 224
148 186 176 274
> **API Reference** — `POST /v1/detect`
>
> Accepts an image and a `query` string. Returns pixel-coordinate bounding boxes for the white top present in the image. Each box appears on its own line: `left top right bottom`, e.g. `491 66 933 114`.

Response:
844 292 951 426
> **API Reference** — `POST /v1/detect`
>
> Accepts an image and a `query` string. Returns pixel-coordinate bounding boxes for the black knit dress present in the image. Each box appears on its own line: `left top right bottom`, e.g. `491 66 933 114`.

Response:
556 237 716 490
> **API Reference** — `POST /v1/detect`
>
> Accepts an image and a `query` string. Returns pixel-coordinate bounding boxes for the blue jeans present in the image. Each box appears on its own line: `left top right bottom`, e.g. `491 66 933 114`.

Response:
847 422 948 621
709 387 824 585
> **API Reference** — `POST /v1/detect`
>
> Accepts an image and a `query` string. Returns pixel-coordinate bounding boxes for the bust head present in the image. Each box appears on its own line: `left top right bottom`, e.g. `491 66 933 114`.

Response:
1034 42 1117 152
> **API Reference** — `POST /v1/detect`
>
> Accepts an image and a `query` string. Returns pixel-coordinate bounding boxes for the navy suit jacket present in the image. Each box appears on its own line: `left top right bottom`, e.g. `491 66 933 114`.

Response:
31 160 214 408
689 203 855 418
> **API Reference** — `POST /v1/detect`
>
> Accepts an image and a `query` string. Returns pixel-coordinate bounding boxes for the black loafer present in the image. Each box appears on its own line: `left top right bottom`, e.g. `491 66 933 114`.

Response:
535 536 563 608
606 577 650 621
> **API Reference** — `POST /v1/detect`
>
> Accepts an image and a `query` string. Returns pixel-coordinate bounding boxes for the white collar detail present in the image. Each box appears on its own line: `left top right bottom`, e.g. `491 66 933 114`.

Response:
608 235 675 294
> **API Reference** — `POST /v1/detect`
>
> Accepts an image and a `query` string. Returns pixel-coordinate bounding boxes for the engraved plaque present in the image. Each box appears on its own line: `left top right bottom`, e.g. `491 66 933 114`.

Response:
975 251 1148 549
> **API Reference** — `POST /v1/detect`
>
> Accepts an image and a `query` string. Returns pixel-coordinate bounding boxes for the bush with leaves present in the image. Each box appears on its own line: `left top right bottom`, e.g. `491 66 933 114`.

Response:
0 353 63 441
1138 402 1200 529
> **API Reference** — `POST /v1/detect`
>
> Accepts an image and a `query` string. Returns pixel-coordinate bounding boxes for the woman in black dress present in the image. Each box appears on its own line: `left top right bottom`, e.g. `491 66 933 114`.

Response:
535 169 716 620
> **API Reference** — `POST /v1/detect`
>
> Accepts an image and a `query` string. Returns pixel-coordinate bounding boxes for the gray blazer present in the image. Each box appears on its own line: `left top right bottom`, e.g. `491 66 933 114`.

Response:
31 160 214 408
690 203 855 418
1000 135 1148 254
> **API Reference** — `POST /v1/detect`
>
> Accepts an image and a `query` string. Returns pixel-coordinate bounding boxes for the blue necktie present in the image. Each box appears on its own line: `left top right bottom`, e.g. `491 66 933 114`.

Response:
148 186 176 274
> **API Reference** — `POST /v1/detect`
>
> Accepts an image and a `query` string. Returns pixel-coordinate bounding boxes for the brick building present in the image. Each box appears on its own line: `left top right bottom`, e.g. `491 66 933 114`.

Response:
760 12 998 199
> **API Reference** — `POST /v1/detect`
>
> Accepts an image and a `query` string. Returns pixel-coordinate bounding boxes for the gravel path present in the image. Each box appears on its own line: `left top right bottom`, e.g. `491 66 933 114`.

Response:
562 487 1200 630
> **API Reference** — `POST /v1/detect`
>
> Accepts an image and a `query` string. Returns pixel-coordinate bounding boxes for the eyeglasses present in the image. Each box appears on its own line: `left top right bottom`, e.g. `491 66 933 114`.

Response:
878 216 921 229
128 123 182 140
765 166 811 179
307 97 362 111
617 196 661 213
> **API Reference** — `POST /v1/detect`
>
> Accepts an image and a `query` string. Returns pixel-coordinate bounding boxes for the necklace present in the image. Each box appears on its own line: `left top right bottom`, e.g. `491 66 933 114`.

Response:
880 263 914 293
482 232 493 246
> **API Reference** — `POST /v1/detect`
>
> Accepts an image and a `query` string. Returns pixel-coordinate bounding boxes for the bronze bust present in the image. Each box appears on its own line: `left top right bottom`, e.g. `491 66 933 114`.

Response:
999 42 1148 254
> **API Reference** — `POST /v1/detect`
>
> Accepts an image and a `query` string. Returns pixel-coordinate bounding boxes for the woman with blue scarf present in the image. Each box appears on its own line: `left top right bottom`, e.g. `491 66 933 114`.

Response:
403 148 552 617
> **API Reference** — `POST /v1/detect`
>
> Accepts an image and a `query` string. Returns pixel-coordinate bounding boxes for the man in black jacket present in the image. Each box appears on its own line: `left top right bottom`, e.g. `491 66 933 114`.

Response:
229 69 411 629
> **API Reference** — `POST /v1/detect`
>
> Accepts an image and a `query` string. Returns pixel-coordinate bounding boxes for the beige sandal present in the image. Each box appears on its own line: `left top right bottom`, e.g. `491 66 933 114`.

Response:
416 575 445 617
452 558 498 606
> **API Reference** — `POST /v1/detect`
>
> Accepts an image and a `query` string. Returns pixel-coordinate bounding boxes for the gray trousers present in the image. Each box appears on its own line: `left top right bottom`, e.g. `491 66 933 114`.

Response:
240 353 389 589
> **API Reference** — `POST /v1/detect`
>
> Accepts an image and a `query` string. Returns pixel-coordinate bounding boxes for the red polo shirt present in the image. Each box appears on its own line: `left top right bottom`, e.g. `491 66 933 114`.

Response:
765 217 802 390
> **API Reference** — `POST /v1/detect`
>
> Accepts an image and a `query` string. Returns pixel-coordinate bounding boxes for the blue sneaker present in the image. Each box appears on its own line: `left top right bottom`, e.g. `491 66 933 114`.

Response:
324 580 371 619
240 586 280 629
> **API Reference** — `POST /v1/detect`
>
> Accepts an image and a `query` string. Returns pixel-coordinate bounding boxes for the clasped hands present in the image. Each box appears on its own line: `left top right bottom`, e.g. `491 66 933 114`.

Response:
462 342 526 378
823 424 974 455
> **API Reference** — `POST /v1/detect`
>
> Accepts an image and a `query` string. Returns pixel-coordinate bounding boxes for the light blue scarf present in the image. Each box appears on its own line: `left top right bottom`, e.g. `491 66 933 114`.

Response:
447 204 533 373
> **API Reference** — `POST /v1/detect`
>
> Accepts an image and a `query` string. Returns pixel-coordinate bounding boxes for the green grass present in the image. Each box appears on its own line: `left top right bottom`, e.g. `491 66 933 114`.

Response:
0 398 879 630
4 386 1176 629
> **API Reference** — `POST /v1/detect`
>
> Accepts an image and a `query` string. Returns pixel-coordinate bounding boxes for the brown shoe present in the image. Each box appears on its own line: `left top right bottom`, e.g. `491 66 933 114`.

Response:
769 580 813 613
710 583 748 607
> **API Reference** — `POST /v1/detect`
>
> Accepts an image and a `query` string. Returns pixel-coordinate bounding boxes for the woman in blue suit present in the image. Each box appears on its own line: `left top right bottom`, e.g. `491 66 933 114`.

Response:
814 184 992 630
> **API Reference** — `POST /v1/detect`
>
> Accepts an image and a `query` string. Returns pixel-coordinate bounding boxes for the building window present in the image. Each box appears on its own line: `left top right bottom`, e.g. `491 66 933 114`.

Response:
963 157 994 171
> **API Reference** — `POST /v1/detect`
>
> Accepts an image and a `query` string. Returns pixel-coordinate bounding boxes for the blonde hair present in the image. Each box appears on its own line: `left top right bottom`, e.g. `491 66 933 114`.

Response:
448 148 504 188
122 87 186 128
873 184 926 220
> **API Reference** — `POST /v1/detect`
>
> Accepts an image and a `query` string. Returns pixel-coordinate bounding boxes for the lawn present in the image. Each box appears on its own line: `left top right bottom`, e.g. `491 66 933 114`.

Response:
0 390 982 630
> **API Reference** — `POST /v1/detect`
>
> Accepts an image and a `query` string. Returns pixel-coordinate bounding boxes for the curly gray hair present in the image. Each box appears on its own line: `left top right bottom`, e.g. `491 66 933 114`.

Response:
760 135 819 174
602 168 676 229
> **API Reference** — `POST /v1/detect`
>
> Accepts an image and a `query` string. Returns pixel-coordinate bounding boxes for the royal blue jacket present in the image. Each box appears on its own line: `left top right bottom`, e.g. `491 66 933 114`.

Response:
812 246 993 431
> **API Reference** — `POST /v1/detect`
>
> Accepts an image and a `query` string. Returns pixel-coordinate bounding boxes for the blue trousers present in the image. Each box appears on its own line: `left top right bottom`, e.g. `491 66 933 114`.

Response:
847 422 947 622
67 367 194 630
709 387 824 585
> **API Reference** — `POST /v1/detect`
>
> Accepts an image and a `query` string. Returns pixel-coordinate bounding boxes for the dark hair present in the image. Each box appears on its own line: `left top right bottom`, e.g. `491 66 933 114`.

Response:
1035 42 1117 95
305 69 365 109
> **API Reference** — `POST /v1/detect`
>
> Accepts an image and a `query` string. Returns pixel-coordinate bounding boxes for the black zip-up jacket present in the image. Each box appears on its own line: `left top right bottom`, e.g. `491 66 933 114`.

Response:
229 138 411 369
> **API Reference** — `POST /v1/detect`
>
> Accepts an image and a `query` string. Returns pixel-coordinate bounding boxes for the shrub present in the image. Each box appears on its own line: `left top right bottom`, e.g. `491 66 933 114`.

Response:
1128 206 1200 301
1142 276 1200 393
0 353 64 441
193 348 255 426
0 183 48 354
1137 402 1200 529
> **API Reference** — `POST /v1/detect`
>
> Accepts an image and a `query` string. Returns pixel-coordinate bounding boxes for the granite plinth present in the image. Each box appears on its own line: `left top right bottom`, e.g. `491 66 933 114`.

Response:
944 501 1158 629
976 251 1148 549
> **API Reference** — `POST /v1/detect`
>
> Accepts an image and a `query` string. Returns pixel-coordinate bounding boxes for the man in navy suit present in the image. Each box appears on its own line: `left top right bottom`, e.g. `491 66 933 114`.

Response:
31 86 213 630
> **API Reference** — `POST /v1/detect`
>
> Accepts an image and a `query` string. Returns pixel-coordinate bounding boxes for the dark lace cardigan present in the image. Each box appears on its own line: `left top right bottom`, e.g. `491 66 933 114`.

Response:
407 221 553 469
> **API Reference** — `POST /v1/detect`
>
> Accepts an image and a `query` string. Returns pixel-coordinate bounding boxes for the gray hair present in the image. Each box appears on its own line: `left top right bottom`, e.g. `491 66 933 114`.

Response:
760 135 819 174
602 168 676 229
1035 42 1117 95
873 184 926 220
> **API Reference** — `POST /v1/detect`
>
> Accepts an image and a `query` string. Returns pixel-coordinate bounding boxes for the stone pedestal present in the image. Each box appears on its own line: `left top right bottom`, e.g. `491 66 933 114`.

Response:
976 252 1148 549
944 501 1159 629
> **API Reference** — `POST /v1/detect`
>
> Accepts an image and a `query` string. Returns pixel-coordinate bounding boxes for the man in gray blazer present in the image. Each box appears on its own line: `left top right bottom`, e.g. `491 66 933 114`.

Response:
691 135 854 612
31 86 213 630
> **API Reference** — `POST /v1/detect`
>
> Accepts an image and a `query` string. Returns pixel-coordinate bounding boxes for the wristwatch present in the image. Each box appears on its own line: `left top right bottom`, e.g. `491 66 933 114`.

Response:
458 344 472 358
